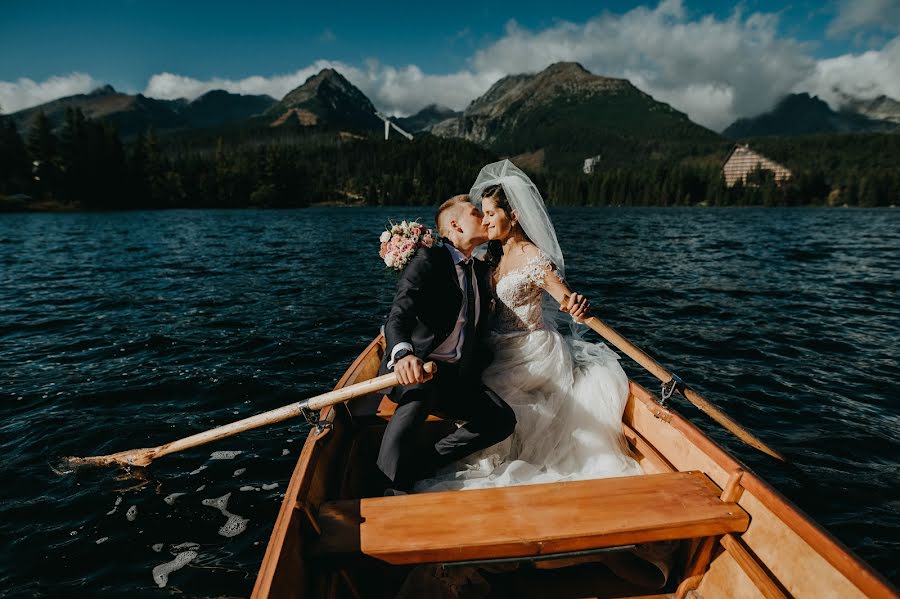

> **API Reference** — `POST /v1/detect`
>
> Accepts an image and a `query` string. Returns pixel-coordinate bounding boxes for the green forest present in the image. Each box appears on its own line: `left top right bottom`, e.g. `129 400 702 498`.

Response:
1 107 898 209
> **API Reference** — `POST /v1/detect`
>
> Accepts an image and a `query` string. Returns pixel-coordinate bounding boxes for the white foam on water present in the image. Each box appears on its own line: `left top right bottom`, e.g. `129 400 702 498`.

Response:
201 492 230 512
209 450 242 460
69 530 77 536
152 543 164 552
262 483 279 491
201 492 250 538
96 537 108 544
152 550 197 588
106 496 123 515
281 449 290 456
189 465 208 475
239 486 259 492
219 514 249 537
233 468 246 477
163 493 186 505
126 505 138 522
171 542 200 551
195 485 205 492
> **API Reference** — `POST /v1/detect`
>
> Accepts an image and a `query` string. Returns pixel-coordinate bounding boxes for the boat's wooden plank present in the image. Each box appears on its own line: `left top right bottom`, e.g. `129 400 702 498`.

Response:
622 421 675 474
720 533 789 599
312 471 748 565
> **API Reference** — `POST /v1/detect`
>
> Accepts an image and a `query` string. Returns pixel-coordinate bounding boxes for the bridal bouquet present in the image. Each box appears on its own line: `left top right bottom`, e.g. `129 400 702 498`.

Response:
378 220 438 270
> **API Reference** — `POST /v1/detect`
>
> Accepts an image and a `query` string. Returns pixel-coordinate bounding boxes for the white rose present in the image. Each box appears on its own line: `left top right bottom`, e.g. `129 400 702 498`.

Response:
380 231 391 243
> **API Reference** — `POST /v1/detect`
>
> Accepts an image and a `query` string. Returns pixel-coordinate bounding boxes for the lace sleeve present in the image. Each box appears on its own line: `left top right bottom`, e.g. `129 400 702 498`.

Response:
523 253 565 288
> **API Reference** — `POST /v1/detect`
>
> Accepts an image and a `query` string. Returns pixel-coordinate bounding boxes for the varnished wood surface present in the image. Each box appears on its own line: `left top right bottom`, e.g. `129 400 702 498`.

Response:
312 471 749 565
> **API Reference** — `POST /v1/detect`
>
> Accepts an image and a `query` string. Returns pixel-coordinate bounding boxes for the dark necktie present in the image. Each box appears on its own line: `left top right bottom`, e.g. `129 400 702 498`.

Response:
460 259 477 370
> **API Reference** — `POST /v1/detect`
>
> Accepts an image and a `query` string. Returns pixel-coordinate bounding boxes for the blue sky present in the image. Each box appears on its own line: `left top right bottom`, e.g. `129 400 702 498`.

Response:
2 0 899 130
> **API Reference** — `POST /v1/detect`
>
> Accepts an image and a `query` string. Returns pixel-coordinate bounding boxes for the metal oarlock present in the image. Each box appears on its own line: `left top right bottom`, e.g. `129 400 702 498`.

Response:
660 373 686 407
300 403 331 433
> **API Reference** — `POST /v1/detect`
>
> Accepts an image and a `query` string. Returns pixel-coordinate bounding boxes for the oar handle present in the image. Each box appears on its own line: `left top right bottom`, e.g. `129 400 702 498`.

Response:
559 294 786 462
305 361 436 410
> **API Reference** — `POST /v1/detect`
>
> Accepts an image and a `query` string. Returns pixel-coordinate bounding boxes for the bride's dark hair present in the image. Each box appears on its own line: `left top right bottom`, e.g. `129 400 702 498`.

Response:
482 184 532 267
482 184 512 214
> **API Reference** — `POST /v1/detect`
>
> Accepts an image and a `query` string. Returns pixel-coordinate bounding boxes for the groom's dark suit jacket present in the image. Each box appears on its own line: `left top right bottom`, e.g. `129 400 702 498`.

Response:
380 242 494 381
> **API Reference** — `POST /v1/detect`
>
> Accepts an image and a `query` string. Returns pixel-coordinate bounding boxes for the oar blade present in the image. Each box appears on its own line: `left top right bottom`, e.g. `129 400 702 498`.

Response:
64 447 158 469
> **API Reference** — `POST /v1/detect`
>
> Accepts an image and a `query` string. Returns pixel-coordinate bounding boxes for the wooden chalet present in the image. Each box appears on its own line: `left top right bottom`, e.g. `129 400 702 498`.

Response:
723 144 793 187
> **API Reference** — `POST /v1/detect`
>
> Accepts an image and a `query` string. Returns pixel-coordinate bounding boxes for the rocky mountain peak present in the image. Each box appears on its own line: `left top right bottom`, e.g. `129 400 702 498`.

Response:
395 104 462 132
838 93 900 125
89 84 118 96
540 61 592 78
279 68 360 106
269 68 379 131
432 62 714 170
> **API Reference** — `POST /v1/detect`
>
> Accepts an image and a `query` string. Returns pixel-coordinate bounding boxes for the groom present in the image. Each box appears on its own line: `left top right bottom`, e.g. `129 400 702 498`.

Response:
375 194 516 492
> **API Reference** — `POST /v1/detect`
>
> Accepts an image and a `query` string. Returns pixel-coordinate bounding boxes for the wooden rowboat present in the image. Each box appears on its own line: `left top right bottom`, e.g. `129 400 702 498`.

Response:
252 334 898 598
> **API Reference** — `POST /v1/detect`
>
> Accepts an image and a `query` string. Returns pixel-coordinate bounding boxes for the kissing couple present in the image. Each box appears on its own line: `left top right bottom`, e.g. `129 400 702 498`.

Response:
374 159 642 495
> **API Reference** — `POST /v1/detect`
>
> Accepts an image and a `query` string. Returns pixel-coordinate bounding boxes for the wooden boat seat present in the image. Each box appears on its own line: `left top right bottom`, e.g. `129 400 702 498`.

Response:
375 395 444 422
310 471 749 565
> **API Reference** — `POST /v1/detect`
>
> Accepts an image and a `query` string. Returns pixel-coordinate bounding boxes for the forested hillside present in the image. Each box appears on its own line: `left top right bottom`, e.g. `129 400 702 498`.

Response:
2 107 897 209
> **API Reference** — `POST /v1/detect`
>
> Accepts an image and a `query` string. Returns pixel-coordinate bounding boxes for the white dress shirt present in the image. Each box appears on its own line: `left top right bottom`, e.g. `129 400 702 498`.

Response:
388 244 480 368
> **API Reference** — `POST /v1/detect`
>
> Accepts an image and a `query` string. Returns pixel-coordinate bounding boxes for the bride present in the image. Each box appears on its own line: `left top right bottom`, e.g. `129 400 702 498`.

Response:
414 160 642 492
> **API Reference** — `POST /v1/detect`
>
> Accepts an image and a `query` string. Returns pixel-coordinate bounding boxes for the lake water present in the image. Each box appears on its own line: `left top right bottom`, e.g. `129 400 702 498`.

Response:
1 207 897 596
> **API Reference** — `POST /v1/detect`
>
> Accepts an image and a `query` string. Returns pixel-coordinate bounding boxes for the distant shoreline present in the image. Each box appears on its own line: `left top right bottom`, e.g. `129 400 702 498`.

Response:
1 196 893 213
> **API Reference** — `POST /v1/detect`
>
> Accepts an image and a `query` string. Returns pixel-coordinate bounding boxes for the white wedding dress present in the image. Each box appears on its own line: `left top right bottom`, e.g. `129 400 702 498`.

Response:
414 251 642 493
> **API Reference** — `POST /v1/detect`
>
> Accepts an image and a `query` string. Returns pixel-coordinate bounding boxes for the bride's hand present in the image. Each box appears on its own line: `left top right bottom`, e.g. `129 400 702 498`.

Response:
561 293 591 323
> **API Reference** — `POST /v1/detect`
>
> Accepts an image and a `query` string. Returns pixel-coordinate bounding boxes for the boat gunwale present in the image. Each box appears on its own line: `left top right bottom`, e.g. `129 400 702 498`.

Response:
251 335 385 598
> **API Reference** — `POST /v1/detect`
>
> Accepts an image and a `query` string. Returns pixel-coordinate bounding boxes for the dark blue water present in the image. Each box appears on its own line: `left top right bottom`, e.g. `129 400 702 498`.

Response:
1 207 897 596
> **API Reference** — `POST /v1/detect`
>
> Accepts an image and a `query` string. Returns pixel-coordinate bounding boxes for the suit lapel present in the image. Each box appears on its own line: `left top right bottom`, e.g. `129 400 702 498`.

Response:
440 243 462 290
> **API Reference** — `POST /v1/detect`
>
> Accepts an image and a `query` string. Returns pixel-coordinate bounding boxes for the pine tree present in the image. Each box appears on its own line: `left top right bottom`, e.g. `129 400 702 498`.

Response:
0 118 30 194
26 112 58 198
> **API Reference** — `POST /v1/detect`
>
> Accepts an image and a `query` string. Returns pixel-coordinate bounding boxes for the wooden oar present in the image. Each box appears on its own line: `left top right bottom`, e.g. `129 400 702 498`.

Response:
558 294 786 462
65 362 437 469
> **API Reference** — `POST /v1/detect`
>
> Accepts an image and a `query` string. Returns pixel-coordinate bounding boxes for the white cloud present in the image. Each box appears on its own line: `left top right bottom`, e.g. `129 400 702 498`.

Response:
0 72 100 114
144 63 335 101
828 0 900 38
800 35 900 106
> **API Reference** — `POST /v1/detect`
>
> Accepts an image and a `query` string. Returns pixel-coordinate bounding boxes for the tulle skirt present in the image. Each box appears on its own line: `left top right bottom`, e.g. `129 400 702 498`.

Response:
414 328 643 493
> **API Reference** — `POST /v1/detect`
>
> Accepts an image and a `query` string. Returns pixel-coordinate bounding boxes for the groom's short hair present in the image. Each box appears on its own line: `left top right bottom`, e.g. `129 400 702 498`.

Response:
436 194 471 237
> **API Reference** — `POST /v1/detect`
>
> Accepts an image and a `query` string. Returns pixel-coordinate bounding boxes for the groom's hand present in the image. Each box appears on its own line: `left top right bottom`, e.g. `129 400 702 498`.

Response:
395 355 427 385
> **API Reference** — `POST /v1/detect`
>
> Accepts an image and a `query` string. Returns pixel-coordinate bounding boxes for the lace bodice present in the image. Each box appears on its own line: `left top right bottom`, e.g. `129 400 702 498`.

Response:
492 253 563 334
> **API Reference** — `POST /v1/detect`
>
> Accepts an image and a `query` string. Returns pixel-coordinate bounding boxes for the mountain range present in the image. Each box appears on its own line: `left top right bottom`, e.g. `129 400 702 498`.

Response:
7 64 899 171
8 85 276 138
